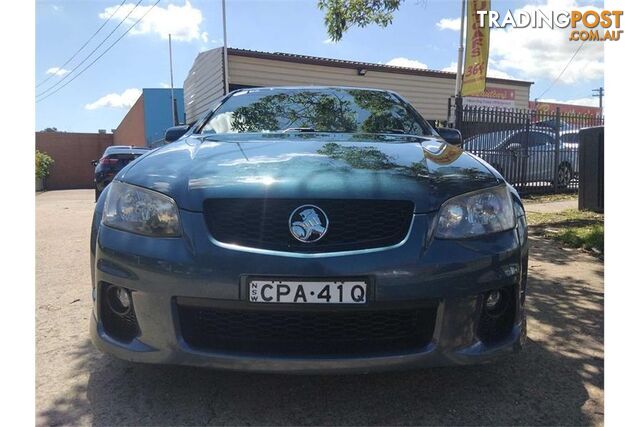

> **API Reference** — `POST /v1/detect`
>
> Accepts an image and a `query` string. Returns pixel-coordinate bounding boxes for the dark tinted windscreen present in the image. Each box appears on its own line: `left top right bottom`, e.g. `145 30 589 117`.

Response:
200 88 433 136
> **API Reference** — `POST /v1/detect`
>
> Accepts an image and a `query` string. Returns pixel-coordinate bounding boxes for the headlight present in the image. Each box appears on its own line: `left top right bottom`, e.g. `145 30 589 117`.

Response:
102 181 181 237
435 186 515 239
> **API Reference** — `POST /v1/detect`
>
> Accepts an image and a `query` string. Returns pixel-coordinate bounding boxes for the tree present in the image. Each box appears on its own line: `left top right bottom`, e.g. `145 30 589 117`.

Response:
318 0 403 41
36 150 54 179
42 127 59 132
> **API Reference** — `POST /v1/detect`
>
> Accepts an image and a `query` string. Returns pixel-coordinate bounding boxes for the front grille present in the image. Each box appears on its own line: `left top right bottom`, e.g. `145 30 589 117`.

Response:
203 199 414 252
177 303 437 356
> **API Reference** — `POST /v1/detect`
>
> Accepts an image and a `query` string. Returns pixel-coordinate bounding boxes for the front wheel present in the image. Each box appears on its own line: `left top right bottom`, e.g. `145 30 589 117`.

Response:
557 163 573 189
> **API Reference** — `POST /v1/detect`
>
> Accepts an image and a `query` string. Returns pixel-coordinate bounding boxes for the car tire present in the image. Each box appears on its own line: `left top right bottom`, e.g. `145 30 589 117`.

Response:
95 188 100 202
557 163 573 189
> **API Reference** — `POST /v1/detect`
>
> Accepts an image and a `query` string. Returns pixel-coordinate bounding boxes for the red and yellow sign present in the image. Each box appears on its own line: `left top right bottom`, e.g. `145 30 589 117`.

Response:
461 0 491 96
529 101 601 117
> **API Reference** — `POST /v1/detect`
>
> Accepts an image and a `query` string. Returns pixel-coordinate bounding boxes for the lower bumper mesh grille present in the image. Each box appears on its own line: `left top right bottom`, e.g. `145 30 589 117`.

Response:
99 283 139 342
177 303 437 356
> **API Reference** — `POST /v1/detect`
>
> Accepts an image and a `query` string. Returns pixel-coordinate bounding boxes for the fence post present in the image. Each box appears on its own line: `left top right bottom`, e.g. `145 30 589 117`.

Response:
523 111 530 188
553 107 561 192
454 95 463 130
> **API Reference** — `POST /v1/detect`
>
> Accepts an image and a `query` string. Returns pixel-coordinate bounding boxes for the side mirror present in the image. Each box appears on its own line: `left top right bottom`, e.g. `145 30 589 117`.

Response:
164 125 190 143
436 127 463 146
90 160 98 167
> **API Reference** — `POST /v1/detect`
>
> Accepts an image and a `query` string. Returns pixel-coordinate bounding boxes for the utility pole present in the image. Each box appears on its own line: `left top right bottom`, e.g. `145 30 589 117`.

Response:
592 87 604 111
168 34 178 126
222 0 229 95
455 0 466 97
454 0 466 128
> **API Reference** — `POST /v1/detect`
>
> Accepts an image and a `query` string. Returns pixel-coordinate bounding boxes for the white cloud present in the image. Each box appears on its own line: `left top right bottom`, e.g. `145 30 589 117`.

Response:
490 1 604 86
99 1 207 42
436 17 461 31
435 1 603 87
386 57 428 69
440 62 457 74
323 38 338 44
538 97 600 107
46 67 69 76
85 88 142 110
160 82 171 88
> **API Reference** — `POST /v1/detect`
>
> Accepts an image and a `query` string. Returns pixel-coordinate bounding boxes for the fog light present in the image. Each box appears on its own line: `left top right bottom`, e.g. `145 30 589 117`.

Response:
484 289 508 317
106 285 132 316
486 291 501 310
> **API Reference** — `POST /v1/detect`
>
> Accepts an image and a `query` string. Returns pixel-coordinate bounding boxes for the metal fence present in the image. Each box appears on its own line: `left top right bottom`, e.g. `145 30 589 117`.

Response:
458 106 604 194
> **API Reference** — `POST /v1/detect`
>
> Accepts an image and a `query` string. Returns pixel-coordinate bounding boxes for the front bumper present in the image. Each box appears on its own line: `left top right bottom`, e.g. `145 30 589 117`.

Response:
91 210 528 373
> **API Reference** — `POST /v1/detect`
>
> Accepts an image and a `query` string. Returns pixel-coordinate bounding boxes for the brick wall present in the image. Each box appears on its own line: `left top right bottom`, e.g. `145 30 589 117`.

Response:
114 95 146 147
36 132 114 190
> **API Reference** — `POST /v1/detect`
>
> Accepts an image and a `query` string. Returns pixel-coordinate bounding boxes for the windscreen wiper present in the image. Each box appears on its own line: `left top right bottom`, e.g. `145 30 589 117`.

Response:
281 127 316 133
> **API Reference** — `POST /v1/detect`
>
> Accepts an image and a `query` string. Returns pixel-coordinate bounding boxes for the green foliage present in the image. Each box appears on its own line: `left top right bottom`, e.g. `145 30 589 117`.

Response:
527 209 604 254
318 0 403 41
317 142 395 170
227 89 423 135
36 150 55 179
232 91 358 133
555 225 604 254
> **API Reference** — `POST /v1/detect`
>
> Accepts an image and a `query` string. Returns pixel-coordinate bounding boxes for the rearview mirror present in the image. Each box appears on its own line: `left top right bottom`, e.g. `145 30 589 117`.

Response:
164 125 190 143
436 127 463 146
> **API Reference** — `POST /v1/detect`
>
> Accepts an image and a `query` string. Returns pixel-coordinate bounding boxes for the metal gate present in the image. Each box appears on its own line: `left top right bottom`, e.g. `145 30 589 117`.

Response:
458 106 604 194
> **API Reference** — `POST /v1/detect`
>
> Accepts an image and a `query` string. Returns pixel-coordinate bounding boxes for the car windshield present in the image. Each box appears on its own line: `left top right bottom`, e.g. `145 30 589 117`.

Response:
198 88 434 137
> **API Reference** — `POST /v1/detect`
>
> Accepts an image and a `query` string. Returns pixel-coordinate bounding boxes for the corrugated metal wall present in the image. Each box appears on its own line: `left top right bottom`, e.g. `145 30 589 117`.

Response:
184 48 530 123
228 56 529 121
184 48 225 123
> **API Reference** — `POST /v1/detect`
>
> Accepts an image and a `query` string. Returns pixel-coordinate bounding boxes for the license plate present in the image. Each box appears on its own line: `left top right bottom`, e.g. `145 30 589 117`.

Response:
248 280 367 304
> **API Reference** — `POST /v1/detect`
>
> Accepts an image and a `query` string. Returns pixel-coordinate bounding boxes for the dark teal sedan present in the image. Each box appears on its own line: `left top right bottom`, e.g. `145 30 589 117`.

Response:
90 87 528 373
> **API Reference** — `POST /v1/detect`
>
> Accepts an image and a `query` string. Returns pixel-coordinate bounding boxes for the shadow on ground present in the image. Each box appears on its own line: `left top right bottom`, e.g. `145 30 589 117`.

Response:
38 241 604 426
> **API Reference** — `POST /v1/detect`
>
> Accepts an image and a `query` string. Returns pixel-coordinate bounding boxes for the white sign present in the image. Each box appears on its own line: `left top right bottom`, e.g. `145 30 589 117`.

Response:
463 97 516 109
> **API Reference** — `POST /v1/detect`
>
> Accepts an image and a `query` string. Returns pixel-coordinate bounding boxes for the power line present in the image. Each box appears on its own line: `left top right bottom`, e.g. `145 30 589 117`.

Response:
36 0 144 98
37 0 161 103
36 0 128 88
535 39 587 100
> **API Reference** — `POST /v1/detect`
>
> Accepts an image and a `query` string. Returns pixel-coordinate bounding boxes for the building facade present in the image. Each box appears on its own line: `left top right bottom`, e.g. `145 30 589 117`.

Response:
184 48 533 124
36 131 114 190
115 88 185 147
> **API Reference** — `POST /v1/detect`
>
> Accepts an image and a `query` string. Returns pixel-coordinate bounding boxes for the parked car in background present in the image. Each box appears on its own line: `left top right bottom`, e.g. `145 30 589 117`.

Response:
90 86 528 373
464 128 578 188
92 146 151 200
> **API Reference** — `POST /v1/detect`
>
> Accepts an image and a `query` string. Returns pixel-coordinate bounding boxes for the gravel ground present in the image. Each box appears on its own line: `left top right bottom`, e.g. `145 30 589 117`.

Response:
524 198 579 213
36 190 604 426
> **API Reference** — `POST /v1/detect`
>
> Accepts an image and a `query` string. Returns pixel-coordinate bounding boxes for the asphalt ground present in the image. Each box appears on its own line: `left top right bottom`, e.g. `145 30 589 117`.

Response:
36 190 604 426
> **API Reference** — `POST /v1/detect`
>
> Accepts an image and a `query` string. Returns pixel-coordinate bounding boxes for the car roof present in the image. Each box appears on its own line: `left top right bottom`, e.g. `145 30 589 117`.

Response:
229 86 397 96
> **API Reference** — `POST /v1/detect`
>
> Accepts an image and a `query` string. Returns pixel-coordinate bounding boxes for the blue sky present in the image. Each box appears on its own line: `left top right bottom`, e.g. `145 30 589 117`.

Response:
36 0 604 132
